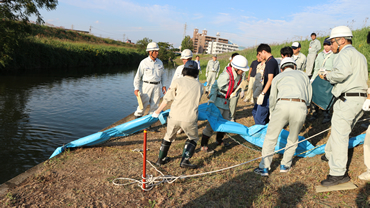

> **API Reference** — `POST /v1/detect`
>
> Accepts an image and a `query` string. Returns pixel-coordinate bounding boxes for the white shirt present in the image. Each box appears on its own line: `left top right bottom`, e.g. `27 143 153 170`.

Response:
133 56 166 90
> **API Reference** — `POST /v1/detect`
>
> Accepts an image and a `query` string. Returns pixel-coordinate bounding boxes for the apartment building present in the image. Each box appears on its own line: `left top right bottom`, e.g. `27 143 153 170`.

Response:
206 42 239 54
192 29 228 54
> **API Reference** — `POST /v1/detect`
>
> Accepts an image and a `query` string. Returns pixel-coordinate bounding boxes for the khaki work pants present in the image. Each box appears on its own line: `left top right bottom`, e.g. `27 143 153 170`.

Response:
229 94 240 119
244 77 255 102
364 126 370 171
203 107 230 137
306 53 317 77
259 100 307 169
206 72 217 92
134 82 161 116
325 97 365 176
164 117 199 142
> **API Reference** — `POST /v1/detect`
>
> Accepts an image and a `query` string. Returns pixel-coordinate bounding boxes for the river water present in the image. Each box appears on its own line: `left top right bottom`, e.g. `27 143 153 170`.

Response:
0 64 176 185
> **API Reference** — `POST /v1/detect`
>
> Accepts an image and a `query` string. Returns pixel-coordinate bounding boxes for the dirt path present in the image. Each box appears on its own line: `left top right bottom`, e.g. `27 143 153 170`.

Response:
1 92 370 207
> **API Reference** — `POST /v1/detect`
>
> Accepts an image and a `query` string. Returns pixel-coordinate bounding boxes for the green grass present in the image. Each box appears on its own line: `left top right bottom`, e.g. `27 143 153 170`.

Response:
188 26 370 80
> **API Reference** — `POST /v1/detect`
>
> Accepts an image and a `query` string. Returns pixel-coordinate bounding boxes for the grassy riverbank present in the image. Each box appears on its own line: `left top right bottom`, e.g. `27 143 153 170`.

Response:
1 23 145 72
188 27 370 80
1 94 370 207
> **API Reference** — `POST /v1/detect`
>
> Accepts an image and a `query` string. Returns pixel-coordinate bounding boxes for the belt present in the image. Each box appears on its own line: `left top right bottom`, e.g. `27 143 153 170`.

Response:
144 81 160 85
278 98 306 103
338 92 367 102
341 93 366 97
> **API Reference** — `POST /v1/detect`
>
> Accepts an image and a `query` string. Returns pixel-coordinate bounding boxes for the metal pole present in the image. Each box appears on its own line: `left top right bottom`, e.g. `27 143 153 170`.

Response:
142 129 147 190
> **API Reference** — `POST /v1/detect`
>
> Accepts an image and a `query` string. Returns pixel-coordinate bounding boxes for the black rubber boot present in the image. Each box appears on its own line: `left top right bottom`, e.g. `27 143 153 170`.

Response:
200 134 211 147
156 140 171 166
321 154 329 162
216 132 229 146
180 140 197 169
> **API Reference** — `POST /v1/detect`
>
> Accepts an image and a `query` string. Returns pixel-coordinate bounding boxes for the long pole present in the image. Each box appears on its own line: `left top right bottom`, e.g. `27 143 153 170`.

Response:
142 129 147 190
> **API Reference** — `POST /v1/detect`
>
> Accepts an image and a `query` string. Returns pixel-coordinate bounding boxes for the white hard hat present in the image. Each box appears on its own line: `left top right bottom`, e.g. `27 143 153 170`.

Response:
280 57 296 69
231 55 249 71
180 49 193 59
146 42 159 51
329 26 353 40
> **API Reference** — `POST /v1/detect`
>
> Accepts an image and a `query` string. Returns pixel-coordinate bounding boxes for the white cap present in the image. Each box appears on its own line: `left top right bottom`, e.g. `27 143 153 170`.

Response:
146 42 159 51
280 57 296 69
231 55 249 71
291 42 301 49
329 26 353 40
180 49 193 59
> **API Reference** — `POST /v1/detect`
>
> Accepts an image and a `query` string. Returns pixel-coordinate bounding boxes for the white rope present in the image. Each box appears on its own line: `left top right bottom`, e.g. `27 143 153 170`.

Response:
113 118 370 191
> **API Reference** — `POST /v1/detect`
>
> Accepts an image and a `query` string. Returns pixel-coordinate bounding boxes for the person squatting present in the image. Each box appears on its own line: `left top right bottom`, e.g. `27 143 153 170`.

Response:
132 25 369 187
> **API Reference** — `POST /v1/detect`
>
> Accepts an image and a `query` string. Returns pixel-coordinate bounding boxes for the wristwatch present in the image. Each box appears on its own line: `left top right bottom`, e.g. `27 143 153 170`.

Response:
261 92 265 95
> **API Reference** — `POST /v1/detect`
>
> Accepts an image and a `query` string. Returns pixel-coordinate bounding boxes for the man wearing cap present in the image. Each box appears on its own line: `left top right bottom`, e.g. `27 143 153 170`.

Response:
306 33 321 78
254 57 311 176
205 54 220 94
170 49 193 85
152 61 203 169
133 42 167 119
291 42 307 71
319 26 368 187
200 55 249 152
309 37 337 124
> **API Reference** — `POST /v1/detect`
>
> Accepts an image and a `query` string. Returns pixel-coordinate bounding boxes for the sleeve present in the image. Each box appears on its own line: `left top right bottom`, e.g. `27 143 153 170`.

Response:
307 77 313 105
206 61 211 74
326 52 352 84
133 62 143 90
302 55 307 71
161 63 166 87
269 79 278 114
311 53 321 80
163 80 177 102
316 41 322 53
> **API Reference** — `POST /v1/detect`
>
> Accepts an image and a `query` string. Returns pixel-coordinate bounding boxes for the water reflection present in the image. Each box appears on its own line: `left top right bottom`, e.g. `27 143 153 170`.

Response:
0 64 176 184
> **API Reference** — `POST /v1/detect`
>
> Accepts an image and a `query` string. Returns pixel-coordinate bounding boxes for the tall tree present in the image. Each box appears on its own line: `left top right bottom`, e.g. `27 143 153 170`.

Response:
181 35 193 51
0 0 58 67
136 37 152 54
157 42 175 63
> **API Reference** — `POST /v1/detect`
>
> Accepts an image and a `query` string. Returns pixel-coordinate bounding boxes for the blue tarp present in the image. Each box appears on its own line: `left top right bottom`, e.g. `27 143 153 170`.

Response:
50 103 366 159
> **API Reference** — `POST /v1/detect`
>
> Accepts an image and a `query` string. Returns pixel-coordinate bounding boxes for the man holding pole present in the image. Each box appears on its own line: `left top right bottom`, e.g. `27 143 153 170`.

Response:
133 42 167 119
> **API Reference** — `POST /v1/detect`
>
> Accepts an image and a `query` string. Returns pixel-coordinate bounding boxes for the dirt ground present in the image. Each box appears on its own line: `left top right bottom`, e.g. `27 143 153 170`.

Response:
1 92 370 207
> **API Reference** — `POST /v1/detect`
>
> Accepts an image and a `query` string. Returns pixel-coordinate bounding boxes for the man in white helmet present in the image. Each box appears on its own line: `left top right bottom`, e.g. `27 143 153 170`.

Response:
200 55 249 152
170 49 193 85
133 42 167 119
306 33 321 79
254 57 312 176
319 26 368 187
291 42 307 71
205 54 220 95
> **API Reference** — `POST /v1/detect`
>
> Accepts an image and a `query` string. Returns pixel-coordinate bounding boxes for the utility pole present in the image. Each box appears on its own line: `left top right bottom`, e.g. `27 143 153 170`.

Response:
123 34 126 42
89 26 92 33
71 24 73 30
183 23 187 40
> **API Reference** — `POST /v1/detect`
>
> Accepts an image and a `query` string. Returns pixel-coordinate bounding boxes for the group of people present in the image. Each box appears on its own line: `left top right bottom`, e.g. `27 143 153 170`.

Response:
132 25 370 188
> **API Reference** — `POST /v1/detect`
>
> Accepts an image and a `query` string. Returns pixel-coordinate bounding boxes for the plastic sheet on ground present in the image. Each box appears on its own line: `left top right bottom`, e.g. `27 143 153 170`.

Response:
50 103 366 159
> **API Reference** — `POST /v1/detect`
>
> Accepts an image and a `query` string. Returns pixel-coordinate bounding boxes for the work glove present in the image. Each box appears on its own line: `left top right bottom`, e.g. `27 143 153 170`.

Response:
257 93 265 105
206 73 208 77
152 112 160 118
310 79 314 84
240 90 245 99
318 69 328 80
207 99 214 105
363 99 370 111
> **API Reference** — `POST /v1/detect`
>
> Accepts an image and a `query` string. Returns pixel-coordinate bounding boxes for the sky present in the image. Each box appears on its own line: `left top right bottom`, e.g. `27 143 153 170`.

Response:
33 0 370 48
